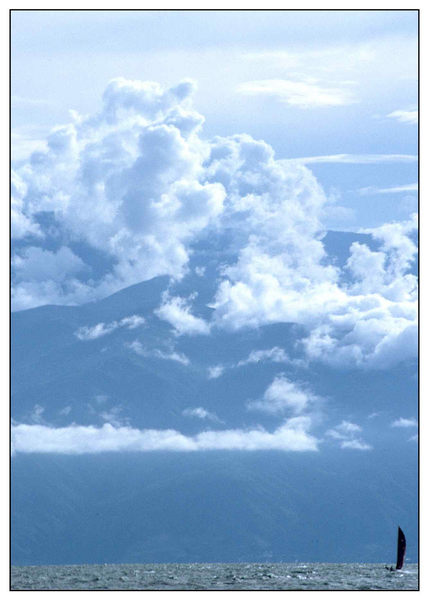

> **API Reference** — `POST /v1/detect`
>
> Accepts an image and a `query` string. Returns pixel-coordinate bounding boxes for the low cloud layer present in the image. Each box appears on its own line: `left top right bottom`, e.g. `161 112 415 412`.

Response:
11 419 319 454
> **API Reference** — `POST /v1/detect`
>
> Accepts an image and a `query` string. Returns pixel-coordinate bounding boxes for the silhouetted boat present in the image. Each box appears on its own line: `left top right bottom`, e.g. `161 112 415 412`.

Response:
385 526 406 571
395 526 406 570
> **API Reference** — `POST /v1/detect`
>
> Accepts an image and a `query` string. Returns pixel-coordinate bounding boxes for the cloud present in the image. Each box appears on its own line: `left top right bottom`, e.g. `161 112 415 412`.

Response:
155 294 211 336
13 246 86 283
284 154 417 165
359 183 418 195
208 348 303 379
127 340 190 366
207 365 224 379
213 204 417 369
99 405 129 428
75 314 145 340
29 404 45 424
237 347 295 367
11 419 319 454
326 420 372 450
391 417 418 428
237 78 356 108
387 109 418 124
248 375 318 416
11 77 418 371
12 77 226 310
340 439 372 451
182 407 222 423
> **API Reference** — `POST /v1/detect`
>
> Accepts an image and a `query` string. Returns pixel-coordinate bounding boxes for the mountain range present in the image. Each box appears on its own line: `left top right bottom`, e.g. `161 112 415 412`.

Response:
11 230 418 565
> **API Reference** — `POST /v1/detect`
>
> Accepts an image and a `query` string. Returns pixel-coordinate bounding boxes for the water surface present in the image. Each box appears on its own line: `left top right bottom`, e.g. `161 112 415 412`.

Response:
11 562 418 591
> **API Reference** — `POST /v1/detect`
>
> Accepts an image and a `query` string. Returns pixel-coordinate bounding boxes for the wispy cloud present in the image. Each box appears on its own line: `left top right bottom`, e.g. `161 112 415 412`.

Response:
155 294 211 336
387 109 418 125
340 439 372 451
359 183 418 195
75 315 145 340
237 347 301 367
326 420 372 451
11 419 319 454
207 365 225 379
237 78 356 108
284 154 417 165
12 95 52 107
391 417 418 428
127 340 190 366
182 407 222 423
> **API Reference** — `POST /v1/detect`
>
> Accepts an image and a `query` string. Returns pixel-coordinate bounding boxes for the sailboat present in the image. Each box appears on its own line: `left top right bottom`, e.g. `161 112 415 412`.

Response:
395 526 406 570
386 526 406 571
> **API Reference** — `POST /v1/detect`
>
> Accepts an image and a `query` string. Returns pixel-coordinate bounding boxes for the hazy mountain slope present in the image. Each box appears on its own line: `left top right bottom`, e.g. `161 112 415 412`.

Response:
11 231 418 565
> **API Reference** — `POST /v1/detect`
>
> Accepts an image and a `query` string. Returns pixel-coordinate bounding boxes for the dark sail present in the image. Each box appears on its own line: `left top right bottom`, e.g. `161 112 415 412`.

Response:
395 526 406 570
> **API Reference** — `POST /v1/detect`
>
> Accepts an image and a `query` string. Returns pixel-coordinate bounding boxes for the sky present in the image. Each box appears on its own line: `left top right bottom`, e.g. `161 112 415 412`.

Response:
10 10 418 457
12 9 418 232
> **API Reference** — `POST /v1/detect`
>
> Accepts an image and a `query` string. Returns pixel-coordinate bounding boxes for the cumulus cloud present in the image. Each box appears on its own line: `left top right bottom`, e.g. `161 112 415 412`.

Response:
75 315 145 340
237 78 356 108
11 76 418 371
248 375 318 416
155 293 211 336
213 201 417 369
12 77 225 310
11 418 319 454
326 420 372 450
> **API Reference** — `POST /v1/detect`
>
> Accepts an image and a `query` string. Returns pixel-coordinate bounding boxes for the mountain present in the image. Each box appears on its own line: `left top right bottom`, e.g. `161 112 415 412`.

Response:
11 231 418 565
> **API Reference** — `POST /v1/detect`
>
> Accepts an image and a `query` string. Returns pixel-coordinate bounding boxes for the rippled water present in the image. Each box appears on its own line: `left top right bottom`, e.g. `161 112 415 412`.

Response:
11 562 418 591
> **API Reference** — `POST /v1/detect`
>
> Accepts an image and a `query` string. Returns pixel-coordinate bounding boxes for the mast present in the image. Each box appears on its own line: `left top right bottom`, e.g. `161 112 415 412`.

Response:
395 526 406 570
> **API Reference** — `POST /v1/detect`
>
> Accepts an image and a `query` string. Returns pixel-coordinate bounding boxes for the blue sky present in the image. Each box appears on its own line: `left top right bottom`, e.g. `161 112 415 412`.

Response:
11 10 418 457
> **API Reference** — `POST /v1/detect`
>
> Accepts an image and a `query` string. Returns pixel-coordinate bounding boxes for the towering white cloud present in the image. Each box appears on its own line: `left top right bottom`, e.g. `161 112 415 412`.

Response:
214 210 417 369
11 77 418 371
12 78 225 310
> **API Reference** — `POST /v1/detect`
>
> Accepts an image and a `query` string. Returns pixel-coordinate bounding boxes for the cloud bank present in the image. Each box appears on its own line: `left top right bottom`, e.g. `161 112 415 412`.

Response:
11 420 319 455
